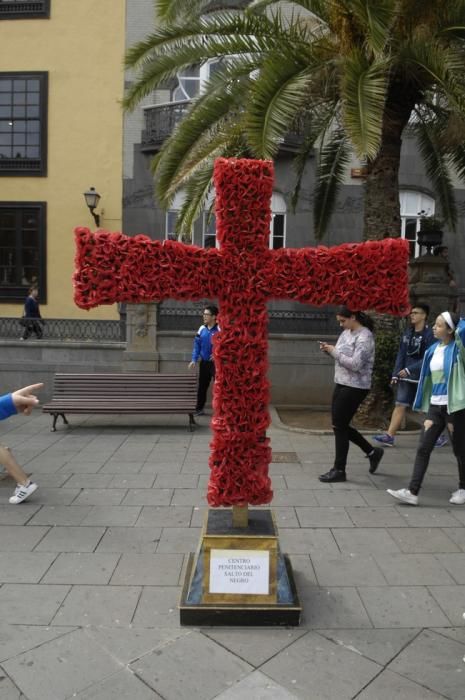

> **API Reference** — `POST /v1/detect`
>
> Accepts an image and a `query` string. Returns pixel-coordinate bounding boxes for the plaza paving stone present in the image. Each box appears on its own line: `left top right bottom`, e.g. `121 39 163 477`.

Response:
0 409 463 698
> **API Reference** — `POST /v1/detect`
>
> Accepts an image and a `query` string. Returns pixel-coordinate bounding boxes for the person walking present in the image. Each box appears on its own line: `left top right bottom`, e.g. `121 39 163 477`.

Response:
387 311 465 506
188 304 220 416
319 306 384 483
21 286 43 340
373 304 437 447
0 384 42 504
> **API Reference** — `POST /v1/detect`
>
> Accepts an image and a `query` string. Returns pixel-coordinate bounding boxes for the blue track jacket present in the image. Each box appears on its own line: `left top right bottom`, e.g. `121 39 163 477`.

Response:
413 319 465 414
191 324 220 362
0 394 17 421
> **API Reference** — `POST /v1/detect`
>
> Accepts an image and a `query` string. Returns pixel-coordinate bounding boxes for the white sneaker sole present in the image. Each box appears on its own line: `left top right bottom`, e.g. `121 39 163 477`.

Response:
386 489 418 506
449 497 465 505
9 482 38 505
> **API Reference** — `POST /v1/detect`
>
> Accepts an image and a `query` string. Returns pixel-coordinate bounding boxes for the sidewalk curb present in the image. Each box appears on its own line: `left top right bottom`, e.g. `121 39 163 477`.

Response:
270 405 422 437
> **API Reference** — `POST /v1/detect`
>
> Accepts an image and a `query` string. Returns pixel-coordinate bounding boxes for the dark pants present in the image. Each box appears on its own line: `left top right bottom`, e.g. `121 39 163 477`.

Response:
196 359 215 411
22 320 42 340
332 384 373 471
409 404 465 495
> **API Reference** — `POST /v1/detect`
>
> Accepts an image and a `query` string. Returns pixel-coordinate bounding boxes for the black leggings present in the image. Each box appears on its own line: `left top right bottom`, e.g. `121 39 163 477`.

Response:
332 384 373 471
409 404 465 495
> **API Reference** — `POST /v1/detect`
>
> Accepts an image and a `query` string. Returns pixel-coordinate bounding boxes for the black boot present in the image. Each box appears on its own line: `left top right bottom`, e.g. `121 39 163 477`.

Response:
367 447 384 474
319 468 346 483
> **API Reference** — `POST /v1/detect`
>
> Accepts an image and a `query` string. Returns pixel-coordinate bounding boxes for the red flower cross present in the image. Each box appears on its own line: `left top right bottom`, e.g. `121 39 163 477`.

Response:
74 158 409 507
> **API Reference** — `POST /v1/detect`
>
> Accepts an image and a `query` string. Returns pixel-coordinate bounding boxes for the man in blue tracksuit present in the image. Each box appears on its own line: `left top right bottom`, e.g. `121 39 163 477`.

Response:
188 305 220 415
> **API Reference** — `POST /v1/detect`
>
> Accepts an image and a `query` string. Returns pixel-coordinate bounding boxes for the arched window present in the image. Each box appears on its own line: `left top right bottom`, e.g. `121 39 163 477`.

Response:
165 191 186 240
400 190 435 258
270 192 286 249
202 190 287 249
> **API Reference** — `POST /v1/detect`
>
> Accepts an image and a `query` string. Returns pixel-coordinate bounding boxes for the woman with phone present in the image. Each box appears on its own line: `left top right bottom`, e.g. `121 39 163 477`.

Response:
319 306 383 482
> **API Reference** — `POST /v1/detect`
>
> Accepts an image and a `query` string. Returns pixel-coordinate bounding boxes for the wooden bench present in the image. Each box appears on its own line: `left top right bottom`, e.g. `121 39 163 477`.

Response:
42 373 198 432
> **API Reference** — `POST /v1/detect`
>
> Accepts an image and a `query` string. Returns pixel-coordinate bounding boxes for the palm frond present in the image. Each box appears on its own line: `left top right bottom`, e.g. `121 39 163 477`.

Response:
396 40 465 113
123 12 295 111
249 0 329 19
449 143 465 182
345 0 395 54
341 50 387 159
244 59 317 159
290 102 338 212
313 130 351 240
174 163 216 239
413 110 458 230
155 0 212 23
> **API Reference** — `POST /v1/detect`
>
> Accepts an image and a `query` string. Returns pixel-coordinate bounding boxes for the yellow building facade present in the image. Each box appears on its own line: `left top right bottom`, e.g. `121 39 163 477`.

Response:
0 0 125 319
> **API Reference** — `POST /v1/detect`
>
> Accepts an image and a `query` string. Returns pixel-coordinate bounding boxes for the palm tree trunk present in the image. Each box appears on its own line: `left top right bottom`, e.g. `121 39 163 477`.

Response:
359 80 420 424
364 80 420 241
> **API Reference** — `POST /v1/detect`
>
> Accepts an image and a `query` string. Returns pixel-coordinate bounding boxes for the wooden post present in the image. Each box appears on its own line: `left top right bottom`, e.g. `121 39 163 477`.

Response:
232 504 248 528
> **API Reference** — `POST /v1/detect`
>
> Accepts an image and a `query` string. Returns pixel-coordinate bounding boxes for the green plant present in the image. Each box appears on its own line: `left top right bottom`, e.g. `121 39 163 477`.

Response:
419 214 444 232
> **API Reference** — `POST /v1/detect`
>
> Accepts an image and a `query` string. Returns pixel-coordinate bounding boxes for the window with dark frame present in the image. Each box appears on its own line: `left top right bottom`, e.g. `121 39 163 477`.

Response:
0 72 48 175
0 202 46 302
0 1 50 20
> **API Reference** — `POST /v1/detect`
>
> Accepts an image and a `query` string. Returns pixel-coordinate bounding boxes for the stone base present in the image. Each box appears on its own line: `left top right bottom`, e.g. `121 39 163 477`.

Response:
179 509 301 626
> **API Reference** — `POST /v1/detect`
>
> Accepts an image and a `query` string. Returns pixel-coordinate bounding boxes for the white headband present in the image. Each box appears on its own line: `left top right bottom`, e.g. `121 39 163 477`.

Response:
441 311 456 330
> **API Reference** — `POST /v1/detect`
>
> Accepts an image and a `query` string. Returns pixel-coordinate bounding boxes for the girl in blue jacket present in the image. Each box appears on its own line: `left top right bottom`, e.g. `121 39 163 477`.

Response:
0 384 42 504
388 311 465 506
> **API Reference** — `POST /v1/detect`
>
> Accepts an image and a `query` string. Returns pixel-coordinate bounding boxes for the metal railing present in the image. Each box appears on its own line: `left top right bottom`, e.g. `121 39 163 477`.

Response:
141 102 191 151
0 308 338 340
0 1 49 18
158 305 339 333
141 102 306 153
0 317 123 342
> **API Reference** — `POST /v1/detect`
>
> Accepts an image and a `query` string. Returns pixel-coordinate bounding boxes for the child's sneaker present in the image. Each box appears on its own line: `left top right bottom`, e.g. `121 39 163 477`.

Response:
386 488 418 505
435 434 448 448
372 433 395 447
450 489 465 505
9 481 37 504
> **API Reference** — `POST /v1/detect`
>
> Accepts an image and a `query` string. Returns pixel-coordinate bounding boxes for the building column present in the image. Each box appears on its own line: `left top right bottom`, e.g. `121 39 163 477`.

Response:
122 302 159 372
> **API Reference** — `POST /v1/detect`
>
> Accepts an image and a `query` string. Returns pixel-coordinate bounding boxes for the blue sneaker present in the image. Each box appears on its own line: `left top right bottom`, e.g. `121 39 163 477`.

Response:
435 434 448 448
373 433 395 447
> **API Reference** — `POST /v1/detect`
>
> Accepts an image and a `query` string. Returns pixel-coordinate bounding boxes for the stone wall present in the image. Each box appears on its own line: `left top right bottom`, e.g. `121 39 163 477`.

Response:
0 332 336 408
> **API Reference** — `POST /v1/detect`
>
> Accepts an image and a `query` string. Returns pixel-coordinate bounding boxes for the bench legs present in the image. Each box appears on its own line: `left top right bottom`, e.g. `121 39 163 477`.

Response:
51 413 69 432
189 413 197 432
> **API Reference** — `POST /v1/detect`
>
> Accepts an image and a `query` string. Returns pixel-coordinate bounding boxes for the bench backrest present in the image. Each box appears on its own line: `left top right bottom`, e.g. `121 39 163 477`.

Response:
51 373 197 400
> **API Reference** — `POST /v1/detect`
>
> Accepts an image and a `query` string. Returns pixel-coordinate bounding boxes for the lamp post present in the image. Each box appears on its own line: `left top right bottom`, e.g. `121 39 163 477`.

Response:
83 187 101 227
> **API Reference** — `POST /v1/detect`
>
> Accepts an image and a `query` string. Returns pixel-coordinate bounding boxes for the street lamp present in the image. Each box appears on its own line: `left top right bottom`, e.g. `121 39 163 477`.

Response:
83 187 101 227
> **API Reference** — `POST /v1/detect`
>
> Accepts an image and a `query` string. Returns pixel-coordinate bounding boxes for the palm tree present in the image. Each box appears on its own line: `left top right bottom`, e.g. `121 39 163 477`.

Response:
124 0 465 241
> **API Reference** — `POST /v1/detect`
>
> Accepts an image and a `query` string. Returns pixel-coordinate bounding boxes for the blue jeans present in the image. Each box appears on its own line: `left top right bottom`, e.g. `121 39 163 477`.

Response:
395 380 417 407
409 404 465 495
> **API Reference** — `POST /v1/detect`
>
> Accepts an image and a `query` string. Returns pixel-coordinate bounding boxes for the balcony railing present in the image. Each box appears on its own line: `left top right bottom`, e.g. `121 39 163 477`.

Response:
141 101 191 152
141 101 306 153
0 1 50 18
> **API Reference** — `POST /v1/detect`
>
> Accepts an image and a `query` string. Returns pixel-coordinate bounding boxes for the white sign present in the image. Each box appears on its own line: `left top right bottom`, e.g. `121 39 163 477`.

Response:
209 549 270 595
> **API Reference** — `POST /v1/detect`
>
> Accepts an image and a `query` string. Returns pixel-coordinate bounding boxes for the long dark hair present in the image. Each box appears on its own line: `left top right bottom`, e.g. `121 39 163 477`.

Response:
337 306 375 332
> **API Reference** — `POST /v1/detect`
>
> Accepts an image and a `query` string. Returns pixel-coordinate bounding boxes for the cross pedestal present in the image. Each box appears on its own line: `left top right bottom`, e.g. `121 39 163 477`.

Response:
74 157 409 625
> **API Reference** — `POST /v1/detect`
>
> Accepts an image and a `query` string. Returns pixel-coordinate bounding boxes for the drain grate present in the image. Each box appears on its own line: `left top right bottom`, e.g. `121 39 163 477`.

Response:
271 451 299 463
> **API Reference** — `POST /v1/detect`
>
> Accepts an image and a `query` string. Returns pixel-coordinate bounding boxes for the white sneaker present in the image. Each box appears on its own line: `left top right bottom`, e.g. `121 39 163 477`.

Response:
387 488 418 505
9 481 38 505
449 489 465 505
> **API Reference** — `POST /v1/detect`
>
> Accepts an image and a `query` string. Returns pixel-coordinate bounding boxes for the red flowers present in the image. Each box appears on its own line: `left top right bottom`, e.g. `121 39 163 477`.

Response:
74 157 410 507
